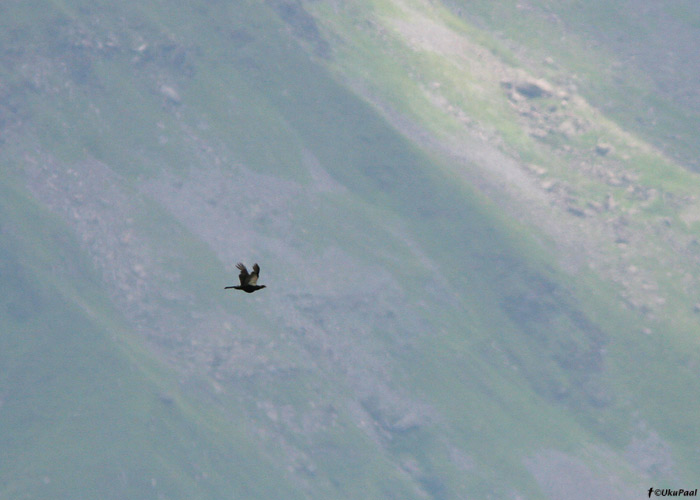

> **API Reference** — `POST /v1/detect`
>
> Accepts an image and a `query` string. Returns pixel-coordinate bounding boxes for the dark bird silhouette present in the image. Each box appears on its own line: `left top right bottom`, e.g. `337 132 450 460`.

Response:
225 262 266 293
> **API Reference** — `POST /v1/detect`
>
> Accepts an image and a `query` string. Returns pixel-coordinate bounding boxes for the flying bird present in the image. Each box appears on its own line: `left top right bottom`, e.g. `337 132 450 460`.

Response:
225 262 266 293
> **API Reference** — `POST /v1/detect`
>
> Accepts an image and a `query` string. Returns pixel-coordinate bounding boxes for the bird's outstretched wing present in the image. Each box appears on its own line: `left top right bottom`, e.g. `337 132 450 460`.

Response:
236 262 249 286
248 263 260 285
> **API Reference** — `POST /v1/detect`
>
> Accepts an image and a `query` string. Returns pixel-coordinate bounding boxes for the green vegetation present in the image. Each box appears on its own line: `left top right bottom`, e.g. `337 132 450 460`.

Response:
2 0 700 498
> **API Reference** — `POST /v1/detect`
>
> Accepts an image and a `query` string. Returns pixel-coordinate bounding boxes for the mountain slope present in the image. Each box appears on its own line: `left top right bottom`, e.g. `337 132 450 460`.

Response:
0 180 311 500
443 0 700 170
1 0 699 498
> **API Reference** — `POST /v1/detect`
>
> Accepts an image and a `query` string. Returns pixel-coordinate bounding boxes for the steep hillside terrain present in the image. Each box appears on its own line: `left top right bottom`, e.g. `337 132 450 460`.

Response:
2 1 700 499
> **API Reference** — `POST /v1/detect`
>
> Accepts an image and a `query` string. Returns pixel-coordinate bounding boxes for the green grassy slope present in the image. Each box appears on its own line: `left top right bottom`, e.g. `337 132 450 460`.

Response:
441 0 700 169
291 0 700 488
2 0 700 498
0 181 309 500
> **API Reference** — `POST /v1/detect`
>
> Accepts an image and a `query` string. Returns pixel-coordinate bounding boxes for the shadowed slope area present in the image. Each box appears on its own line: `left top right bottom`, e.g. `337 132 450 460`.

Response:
1 1 699 498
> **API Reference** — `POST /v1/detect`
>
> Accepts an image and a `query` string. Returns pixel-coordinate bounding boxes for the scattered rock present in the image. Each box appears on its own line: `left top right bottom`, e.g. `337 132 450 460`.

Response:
515 78 554 99
605 172 624 187
567 204 586 217
614 223 631 243
625 426 676 477
524 163 547 176
604 193 617 211
159 84 181 104
530 127 549 139
526 449 638 500
557 119 578 137
158 392 175 406
499 79 513 90
595 142 613 156
587 200 603 213
540 179 557 191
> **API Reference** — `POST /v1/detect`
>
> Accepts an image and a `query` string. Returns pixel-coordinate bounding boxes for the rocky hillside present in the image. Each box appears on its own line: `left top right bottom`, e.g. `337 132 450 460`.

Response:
2 1 700 499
